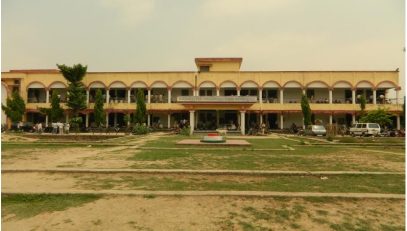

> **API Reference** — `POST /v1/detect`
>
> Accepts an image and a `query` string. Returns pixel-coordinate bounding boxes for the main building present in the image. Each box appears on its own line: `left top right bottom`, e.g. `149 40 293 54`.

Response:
1 57 403 134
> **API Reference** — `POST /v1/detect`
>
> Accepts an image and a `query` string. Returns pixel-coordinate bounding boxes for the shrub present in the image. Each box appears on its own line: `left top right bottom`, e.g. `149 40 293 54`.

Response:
326 135 334 141
132 124 149 135
179 126 190 136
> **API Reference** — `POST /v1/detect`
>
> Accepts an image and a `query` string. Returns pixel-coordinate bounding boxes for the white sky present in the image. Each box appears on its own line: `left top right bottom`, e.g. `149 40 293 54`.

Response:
2 0 405 91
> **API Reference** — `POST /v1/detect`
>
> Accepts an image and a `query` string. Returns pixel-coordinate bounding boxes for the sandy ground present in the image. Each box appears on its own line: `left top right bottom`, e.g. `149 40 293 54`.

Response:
2 196 405 231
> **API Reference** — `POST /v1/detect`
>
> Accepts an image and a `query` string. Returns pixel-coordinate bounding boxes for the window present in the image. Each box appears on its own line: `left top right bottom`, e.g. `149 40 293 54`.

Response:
306 89 315 98
14 80 20 85
181 89 189 96
368 124 379 128
199 66 210 72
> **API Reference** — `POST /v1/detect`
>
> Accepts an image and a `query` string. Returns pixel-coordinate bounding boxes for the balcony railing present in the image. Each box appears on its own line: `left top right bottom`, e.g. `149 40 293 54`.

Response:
177 96 258 103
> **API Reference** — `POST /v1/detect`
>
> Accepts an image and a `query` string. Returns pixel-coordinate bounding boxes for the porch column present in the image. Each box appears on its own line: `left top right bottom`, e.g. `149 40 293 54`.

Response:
46 89 50 103
45 115 49 127
127 113 131 126
373 90 377 105
147 89 151 104
280 114 284 129
280 89 284 104
86 89 90 105
85 113 89 128
237 89 240 96
302 89 306 95
167 113 171 128
352 89 356 104
259 113 263 125
352 114 356 125
66 114 69 123
329 89 333 104
189 110 195 135
396 89 400 105
240 111 246 135
105 113 109 128
397 115 401 130
147 114 151 127
127 89 131 103
196 112 199 129
329 114 333 125
216 88 220 96
106 89 110 103
168 89 171 104
259 89 263 103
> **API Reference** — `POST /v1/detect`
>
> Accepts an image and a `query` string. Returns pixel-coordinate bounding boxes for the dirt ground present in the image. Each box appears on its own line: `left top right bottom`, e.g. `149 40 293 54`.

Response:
2 196 404 231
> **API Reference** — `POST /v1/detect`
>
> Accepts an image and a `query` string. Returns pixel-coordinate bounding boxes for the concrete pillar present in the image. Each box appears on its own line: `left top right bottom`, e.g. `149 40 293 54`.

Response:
147 89 151 104
280 89 284 104
86 90 90 105
237 89 240 96
352 114 356 125
373 90 377 105
85 113 89 128
302 89 306 95
397 115 401 130
352 89 356 104
216 89 220 96
329 114 333 125
45 115 49 127
240 111 245 135
396 90 400 105
66 114 69 123
167 113 171 128
196 112 199 129
189 110 195 135
280 114 284 129
329 89 332 104
147 114 151 127
259 113 263 125
168 89 171 103
46 89 50 103
127 89 131 103
106 89 110 103
127 113 131 126
259 89 263 103
106 113 109 128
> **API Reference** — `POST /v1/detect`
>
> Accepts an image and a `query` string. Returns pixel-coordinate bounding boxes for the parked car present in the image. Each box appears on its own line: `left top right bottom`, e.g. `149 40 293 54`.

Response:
349 123 381 136
304 125 327 136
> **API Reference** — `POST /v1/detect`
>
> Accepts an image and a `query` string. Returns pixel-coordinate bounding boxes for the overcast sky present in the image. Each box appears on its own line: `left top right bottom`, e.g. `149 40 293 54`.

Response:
2 0 405 81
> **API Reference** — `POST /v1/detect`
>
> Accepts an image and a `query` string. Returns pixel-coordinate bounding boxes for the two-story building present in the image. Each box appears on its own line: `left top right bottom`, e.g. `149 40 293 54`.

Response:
1 57 403 134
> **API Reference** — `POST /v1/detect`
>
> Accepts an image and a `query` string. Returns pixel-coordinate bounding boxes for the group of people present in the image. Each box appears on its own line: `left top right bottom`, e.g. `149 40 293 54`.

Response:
51 122 70 134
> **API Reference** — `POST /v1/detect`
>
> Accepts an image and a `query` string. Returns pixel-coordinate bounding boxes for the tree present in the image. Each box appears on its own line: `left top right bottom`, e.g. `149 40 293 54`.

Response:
301 94 312 126
359 108 392 127
57 64 87 117
39 90 64 122
134 89 146 124
93 89 105 127
359 95 366 112
1 91 25 123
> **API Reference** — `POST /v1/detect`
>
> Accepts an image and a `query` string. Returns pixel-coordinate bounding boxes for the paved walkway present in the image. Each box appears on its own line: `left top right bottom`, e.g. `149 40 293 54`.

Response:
2 189 404 199
3 168 403 175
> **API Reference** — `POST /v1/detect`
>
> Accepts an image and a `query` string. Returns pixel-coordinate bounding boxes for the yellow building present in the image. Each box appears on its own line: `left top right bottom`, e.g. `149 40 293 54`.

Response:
1 57 403 134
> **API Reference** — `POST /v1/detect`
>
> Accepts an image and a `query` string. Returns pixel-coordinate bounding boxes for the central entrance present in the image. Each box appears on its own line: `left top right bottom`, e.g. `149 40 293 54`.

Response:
196 110 239 131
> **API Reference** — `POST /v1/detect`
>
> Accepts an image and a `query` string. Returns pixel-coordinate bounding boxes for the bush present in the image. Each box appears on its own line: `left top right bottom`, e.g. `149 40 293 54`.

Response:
179 126 191 136
326 135 334 141
132 124 149 135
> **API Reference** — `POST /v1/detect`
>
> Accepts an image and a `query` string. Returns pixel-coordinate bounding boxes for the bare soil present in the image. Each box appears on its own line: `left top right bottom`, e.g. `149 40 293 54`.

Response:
2 196 404 231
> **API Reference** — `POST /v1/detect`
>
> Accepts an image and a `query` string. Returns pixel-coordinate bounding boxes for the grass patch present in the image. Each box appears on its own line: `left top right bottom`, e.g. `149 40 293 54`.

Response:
2 194 102 219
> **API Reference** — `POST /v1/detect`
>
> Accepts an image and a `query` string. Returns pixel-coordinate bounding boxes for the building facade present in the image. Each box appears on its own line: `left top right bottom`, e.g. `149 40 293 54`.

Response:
1 57 403 134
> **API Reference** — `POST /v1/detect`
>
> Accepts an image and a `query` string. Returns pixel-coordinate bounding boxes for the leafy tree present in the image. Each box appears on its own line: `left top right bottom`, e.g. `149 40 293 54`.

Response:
57 64 87 117
93 89 105 127
1 91 26 123
359 94 366 112
134 89 147 124
39 90 64 122
359 108 392 127
301 94 312 126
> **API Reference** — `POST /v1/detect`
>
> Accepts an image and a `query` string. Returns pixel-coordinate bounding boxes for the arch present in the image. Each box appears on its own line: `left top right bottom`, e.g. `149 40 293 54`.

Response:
332 80 353 89
26 81 46 90
305 80 329 89
108 81 127 89
219 80 238 88
88 81 107 89
240 80 259 89
1 81 10 95
282 81 303 89
262 81 281 89
198 80 217 89
355 80 374 89
48 81 67 89
171 80 193 89
376 80 398 89
150 81 169 89
130 81 148 89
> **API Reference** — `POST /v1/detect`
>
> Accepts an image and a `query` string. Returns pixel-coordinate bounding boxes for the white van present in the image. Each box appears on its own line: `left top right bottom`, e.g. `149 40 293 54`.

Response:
349 123 381 136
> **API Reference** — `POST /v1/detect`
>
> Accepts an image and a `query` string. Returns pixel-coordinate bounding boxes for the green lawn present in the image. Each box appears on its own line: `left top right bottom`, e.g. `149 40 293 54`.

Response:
75 173 405 194
2 194 102 219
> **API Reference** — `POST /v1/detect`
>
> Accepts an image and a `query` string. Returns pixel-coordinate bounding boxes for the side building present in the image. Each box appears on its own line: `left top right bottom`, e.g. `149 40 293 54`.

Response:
1 57 403 134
